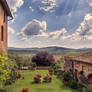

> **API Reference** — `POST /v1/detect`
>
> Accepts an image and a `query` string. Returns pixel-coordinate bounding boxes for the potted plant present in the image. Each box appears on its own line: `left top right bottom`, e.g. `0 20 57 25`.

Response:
34 74 42 83
49 69 54 76
32 63 37 70
43 75 52 83
63 72 71 86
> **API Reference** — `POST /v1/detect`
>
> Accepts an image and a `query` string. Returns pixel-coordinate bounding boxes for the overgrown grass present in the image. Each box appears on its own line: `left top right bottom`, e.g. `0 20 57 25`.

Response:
6 70 80 92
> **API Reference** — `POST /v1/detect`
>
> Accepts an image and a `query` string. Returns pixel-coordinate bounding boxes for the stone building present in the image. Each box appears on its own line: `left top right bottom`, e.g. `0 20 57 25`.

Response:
0 0 12 53
64 52 92 84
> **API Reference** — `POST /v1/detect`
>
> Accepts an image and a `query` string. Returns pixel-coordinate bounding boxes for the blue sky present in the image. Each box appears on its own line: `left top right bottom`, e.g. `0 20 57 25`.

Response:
7 0 92 48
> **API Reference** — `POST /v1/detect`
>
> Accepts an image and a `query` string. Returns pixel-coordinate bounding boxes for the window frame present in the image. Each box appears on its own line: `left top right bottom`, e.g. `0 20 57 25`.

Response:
1 26 4 41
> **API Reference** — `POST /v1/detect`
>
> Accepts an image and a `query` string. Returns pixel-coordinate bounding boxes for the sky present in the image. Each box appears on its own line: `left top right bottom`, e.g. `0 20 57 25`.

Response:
7 0 92 48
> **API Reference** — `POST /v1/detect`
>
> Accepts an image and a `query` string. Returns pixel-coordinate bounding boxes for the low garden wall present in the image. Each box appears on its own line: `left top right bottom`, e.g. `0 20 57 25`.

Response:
20 66 52 70
36 66 52 70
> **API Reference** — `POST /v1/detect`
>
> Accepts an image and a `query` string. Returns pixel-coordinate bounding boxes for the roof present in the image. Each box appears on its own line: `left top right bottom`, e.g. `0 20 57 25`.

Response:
71 52 92 64
1 0 13 18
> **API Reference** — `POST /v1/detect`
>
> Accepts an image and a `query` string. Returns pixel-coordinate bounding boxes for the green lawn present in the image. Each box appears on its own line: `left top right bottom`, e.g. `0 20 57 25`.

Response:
6 70 80 92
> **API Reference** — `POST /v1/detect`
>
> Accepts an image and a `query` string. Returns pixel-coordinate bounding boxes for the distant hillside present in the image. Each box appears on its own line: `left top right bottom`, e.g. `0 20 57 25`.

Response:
8 46 92 54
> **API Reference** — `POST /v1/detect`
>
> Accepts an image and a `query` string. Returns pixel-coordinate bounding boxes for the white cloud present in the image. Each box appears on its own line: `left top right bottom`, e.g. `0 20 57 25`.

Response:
89 3 92 7
48 28 67 39
29 6 34 11
17 13 92 41
21 37 27 41
18 19 47 38
68 13 92 40
8 27 15 35
88 0 92 7
17 19 67 40
40 0 56 11
7 0 24 14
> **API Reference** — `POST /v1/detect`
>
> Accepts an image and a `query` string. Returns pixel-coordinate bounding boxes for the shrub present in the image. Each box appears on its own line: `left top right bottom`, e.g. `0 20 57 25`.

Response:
5 68 18 85
43 75 52 83
70 80 78 89
63 72 71 82
0 54 11 86
49 69 54 72
34 74 42 83
32 51 55 66
52 63 62 75
49 69 54 76
82 87 92 92
0 88 7 92
57 70 64 78
17 71 22 79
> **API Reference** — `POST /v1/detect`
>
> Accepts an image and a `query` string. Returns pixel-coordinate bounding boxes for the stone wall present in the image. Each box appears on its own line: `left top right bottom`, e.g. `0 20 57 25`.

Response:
0 3 8 54
74 61 92 78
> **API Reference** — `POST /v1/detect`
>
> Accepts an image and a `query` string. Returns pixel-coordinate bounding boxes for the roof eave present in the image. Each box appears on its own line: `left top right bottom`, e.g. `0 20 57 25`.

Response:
71 59 92 65
1 0 13 18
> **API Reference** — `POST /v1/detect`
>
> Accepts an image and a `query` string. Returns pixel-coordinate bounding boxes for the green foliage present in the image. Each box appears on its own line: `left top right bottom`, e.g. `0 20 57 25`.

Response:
0 54 18 87
0 54 10 82
6 70 80 92
63 72 71 82
82 87 92 92
32 63 37 68
8 54 32 68
49 69 54 72
0 88 7 92
52 63 62 75
88 87 92 92
69 80 78 89
5 69 17 85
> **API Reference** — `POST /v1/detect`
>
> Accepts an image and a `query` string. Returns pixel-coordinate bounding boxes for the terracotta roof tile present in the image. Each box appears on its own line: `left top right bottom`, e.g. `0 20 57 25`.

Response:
71 52 92 64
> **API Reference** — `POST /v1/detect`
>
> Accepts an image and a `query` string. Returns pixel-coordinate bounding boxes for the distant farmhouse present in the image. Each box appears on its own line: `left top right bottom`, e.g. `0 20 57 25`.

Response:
0 0 12 53
64 52 92 84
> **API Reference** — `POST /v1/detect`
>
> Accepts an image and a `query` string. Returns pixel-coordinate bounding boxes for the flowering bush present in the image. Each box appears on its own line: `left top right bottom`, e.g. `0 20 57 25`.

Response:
34 74 42 83
43 75 52 83
32 51 55 66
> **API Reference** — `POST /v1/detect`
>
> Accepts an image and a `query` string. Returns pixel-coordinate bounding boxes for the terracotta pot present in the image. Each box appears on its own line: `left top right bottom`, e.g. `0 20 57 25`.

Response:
49 72 54 76
64 81 70 85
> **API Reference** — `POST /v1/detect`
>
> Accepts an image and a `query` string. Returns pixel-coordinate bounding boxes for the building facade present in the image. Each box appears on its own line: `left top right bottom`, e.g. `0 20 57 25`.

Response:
0 0 12 53
64 52 92 84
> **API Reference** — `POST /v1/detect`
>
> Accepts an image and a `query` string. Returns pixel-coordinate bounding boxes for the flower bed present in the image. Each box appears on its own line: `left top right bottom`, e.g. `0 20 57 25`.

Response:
43 75 52 83
34 74 42 83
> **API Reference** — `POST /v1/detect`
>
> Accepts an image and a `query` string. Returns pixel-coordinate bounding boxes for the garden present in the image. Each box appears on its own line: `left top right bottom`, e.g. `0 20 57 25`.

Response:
5 70 80 92
0 51 92 92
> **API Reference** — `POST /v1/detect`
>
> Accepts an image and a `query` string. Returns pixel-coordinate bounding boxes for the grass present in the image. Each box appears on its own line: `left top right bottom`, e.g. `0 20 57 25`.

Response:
6 70 80 92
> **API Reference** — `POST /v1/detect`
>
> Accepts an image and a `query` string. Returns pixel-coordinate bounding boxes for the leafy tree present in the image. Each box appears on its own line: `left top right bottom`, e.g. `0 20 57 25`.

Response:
8 54 32 67
32 51 55 66
0 54 10 87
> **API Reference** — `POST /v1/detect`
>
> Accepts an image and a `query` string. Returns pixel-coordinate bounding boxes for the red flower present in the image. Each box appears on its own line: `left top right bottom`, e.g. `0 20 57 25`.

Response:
22 88 28 92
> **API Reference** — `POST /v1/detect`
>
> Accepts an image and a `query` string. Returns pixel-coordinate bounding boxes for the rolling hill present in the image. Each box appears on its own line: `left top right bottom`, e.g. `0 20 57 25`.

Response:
8 46 92 54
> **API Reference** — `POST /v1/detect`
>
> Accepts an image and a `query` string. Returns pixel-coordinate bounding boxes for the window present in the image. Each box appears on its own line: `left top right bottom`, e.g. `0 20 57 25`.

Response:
82 65 86 71
4 12 6 23
1 26 4 41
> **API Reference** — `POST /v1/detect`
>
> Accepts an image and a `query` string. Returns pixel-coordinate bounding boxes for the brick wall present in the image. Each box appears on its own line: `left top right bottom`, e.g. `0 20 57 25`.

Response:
74 61 92 78
64 56 92 80
0 3 8 54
